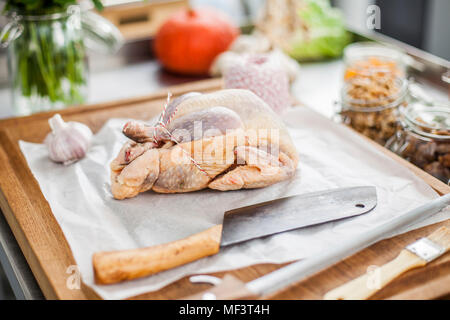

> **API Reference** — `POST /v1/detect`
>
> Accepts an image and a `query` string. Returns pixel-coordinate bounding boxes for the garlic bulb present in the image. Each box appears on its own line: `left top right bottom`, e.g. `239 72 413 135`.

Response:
44 114 93 165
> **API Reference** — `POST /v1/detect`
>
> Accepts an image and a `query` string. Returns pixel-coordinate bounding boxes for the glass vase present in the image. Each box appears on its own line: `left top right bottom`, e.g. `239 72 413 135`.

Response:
4 7 88 115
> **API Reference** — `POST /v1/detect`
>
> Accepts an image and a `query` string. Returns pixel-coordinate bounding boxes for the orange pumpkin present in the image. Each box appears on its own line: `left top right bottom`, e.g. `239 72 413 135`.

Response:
154 8 239 75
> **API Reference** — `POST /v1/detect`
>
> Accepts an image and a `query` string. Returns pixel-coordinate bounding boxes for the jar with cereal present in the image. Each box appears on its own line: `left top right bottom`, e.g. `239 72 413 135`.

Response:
338 75 408 145
386 104 450 184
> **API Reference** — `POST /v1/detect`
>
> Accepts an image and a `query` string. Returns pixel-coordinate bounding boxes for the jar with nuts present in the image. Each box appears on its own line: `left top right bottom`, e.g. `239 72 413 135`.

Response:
338 76 408 145
386 104 450 184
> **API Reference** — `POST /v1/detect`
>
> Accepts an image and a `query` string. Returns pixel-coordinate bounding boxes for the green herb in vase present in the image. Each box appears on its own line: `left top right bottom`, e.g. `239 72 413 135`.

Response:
1 0 110 115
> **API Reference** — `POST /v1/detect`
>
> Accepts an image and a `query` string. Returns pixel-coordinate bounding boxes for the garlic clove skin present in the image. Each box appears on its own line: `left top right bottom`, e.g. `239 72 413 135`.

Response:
44 114 93 165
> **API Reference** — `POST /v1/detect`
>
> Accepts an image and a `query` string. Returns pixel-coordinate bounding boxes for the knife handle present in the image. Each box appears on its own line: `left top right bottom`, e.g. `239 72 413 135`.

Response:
323 250 426 300
93 225 222 285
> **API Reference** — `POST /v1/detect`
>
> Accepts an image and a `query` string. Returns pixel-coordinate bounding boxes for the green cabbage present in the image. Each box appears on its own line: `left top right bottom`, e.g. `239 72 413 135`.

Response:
288 0 351 61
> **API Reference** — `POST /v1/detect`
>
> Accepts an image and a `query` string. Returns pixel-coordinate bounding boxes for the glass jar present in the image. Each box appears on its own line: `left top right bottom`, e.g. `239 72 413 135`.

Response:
343 42 406 82
3 7 87 115
1 6 123 116
387 104 450 184
337 76 408 145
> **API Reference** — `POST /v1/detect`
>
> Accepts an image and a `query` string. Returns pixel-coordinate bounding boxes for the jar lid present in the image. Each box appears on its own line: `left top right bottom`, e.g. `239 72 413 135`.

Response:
344 42 404 63
344 42 405 78
402 103 450 139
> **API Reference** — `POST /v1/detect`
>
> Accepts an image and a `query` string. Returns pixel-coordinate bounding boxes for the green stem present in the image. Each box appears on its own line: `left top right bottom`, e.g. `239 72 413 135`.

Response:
10 13 87 112
29 22 56 101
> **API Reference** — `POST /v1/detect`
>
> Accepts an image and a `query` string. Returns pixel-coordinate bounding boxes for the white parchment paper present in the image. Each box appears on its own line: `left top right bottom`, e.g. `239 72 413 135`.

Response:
19 107 449 300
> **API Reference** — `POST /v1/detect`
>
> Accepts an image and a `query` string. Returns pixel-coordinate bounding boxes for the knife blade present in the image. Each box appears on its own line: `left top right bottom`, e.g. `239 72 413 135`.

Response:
93 186 377 284
221 186 377 247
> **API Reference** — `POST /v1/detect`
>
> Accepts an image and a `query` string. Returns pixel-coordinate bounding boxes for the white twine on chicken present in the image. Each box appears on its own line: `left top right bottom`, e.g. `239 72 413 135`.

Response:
164 93 179 127
152 92 173 144
159 92 172 123
152 92 211 178
158 125 211 177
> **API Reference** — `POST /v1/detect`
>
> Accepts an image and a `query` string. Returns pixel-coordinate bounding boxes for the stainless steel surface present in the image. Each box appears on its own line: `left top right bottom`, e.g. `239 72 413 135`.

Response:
221 186 377 247
406 237 445 262
0 210 44 300
0 266 14 300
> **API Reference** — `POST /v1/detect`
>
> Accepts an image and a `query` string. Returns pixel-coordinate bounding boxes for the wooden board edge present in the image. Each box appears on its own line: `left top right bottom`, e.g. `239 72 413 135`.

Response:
99 0 189 41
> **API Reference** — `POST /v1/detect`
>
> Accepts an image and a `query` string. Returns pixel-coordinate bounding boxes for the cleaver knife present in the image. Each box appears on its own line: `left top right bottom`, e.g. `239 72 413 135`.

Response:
93 186 377 284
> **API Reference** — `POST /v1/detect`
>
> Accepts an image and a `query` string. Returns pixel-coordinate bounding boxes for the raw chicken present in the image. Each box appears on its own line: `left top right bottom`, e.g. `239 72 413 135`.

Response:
111 89 299 199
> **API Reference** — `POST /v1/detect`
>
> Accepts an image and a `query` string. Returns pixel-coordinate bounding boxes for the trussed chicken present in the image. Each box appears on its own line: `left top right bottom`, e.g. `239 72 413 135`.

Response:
111 89 299 199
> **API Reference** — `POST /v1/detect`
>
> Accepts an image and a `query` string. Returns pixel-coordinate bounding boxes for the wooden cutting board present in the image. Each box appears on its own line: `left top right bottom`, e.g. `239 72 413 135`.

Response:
0 78 448 300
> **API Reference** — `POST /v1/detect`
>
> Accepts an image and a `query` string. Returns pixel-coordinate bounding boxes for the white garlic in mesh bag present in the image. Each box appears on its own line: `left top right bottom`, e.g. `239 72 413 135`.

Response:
44 114 93 165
